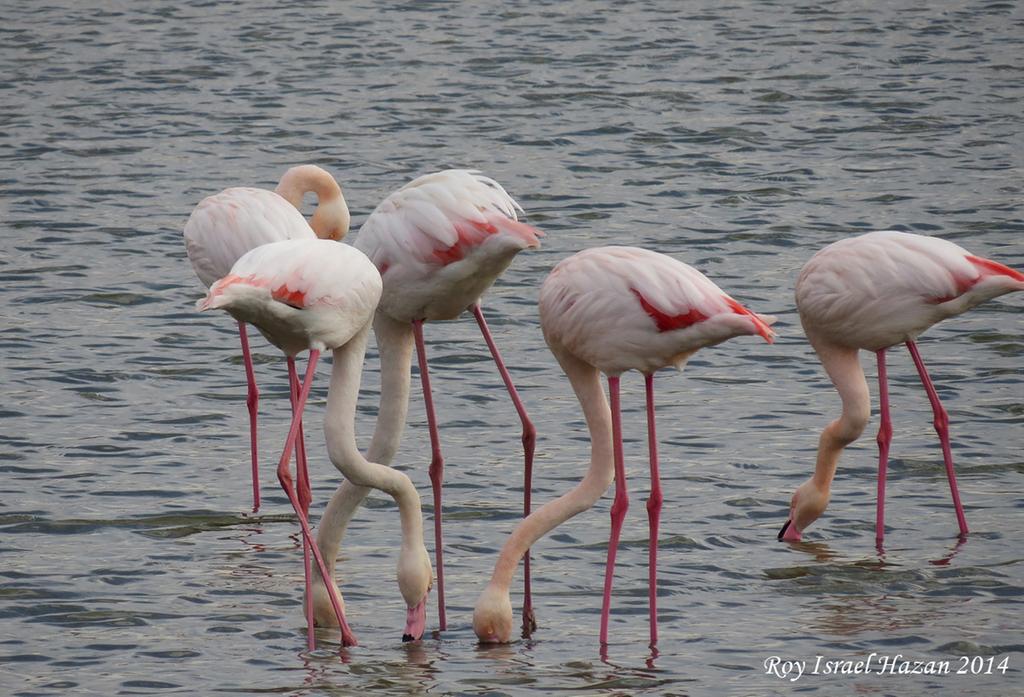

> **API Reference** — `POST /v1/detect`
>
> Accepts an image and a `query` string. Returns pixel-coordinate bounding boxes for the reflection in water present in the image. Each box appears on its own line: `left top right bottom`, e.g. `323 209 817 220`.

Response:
926 536 968 568
810 591 975 638
772 536 981 638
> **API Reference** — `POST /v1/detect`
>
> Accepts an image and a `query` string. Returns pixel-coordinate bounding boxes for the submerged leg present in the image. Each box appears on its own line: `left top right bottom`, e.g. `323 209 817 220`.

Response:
412 319 447 632
599 376 629 647
288 357 315 644
875 349 893 543
644 373 662 649
471 303 538 636
906 341 969 537
275 351 357 648
238 321 260 512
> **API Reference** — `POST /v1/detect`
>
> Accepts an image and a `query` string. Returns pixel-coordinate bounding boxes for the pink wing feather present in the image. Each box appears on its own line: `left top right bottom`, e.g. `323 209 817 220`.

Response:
354 169 543 271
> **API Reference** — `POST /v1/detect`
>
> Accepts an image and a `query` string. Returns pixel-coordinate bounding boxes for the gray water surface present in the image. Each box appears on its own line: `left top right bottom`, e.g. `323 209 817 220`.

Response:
2 2 1022 696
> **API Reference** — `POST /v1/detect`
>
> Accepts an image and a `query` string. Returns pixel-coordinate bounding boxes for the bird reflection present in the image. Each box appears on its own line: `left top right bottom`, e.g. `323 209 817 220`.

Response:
777 536 974 637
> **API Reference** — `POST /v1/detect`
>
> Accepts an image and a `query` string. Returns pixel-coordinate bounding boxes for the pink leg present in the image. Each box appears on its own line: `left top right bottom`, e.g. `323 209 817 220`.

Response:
644 373 662 649
287 359 312 517
875 349 893 543
238 321 260 512
906 341 969 537
599 376 629 647
471 304 537 636
276 351 357 648
287 358 315 645
412 319 447 632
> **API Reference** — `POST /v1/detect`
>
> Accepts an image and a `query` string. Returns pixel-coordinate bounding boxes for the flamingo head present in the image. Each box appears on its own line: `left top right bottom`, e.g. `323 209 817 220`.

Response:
275 164 351 242
310 195 351 242
398 543 433 642
473 583 513 644
303 569 360 642
778 479 830 542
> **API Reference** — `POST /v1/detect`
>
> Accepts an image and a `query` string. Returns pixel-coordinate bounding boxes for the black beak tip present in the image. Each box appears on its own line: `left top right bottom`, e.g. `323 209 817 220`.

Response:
777 519 791 541
402 633 415 643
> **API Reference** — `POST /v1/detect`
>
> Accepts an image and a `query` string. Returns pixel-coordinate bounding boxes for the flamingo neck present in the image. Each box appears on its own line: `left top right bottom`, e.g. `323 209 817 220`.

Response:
322 332 425 549
275 165 350 241
367 312 415 466
487 347 615 590
809 341 870 491
314 313 415 594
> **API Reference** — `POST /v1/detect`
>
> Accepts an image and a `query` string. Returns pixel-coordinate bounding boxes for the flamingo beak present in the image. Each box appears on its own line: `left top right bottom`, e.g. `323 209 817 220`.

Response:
778 518 802 542
402 598 427 642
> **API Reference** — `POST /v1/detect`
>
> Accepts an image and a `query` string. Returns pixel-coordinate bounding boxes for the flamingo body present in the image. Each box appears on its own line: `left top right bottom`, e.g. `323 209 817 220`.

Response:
541 246 775 375
199 239 382 356
184 188 316 288
782 230 1024 542
796 230 1024 351
355 169 543 321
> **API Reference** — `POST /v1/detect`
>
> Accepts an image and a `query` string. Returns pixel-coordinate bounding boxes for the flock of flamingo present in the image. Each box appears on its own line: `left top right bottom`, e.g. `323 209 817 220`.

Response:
184 164 1023 651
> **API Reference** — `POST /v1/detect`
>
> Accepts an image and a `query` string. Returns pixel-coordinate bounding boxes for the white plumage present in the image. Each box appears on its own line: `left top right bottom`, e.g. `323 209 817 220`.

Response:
540 246 776 375
355 169 543 321
199 239 383 357
796 230 1022 351
184 187 316 288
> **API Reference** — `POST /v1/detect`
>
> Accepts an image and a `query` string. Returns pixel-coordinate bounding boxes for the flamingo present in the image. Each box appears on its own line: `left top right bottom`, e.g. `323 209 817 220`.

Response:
472 246 775 647
198 238 433 648
313 169 543 633
184 165 350 512
779 230 1024 544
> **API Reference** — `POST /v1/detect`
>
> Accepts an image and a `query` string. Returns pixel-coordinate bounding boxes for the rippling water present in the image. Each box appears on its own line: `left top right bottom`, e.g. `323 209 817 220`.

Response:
2 2 1022 695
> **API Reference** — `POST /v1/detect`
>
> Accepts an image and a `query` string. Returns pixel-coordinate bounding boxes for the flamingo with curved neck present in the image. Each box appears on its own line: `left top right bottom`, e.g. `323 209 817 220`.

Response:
199 237 432 648
313 169 543 635
312 318 432 641
779 230 1024 543
274 164 351 242
185 164 350 511
473 246 775 648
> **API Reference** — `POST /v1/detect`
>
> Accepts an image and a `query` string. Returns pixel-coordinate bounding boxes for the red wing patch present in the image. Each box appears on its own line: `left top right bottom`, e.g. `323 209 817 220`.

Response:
930 255 1023 304
271 284 307 308
433 219 498 265
724 297 775 343
631 288 708 332
967 255 1024 282
430 213 542 266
